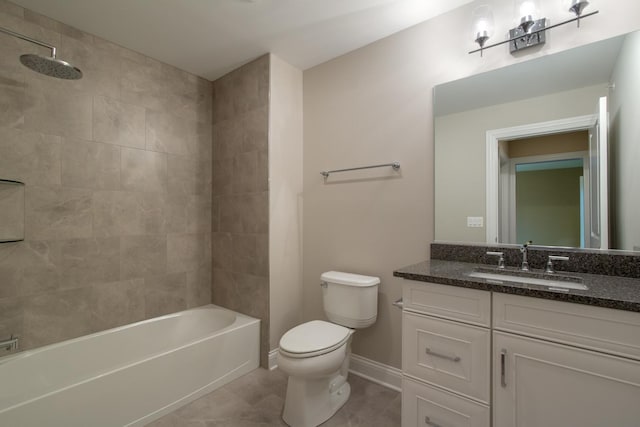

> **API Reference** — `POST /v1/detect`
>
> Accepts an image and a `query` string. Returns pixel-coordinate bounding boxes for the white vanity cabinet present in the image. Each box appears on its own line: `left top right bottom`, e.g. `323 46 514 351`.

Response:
493 293 640 427
401 281 491 427
401 280 640 427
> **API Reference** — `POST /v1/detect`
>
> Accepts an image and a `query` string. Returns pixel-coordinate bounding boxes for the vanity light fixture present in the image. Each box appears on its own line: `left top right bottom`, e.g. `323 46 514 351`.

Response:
469 0 598 56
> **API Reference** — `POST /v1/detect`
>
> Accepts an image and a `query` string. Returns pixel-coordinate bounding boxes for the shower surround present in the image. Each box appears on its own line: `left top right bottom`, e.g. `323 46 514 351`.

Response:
0 0 213 353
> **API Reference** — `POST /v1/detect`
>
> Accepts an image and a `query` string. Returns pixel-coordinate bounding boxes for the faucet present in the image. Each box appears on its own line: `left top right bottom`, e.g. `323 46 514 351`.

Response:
0 334 19 352
520 241 532 271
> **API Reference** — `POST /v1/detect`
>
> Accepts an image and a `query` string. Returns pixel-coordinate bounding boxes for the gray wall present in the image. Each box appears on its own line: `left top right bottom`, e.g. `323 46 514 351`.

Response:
0 1 212 353
211 55 270 367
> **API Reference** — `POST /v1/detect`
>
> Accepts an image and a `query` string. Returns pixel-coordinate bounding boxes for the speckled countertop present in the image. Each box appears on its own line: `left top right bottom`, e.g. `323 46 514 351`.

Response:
394 259 640 313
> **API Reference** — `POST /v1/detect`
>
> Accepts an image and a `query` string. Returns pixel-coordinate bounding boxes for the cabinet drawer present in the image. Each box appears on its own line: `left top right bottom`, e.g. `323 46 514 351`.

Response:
493 293 640 360
403 281 491 327
402 377 490 427
403 312 490 403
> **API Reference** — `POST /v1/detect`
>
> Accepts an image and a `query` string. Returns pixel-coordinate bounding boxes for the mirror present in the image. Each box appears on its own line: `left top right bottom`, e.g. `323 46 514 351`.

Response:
434 30 640 252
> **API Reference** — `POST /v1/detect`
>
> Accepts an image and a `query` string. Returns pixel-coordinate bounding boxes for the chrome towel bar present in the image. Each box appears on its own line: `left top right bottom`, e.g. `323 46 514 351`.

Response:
321 162 400 178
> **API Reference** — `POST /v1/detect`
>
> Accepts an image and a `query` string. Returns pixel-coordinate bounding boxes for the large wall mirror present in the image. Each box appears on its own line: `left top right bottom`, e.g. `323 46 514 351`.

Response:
434 30 640 252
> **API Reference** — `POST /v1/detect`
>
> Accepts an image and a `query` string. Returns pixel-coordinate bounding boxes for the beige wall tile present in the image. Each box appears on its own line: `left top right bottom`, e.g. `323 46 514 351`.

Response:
121 235 167 279
242 107 268 152
212 232 232 270
167 232 209 273
232 151 258 194
23 77 92 140
92 96 145 149
232 233 258 275
0 5 212 354
0 79 24 129
167 154 201 195
22 287 94 349
0 182 24 242
187 263 212 308
58 237 120 288
58 33 121 97
0 240 60 298
25 185 93 240
120 56 165 111
61 138 120 190
0 128 60 185
121 147 167 193
146 109 199 158
90 279 145 330
143 272 187 318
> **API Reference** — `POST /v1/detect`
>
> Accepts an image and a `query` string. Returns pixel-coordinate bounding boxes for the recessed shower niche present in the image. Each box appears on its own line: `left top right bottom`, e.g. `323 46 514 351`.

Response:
0 179 25 243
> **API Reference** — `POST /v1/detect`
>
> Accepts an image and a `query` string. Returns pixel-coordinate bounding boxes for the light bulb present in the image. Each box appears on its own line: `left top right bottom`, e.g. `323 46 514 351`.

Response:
472 5 494 49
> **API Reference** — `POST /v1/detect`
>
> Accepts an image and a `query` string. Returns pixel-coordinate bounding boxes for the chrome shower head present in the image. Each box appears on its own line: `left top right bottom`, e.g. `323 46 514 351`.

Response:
20 54 83 80
1 26 83 80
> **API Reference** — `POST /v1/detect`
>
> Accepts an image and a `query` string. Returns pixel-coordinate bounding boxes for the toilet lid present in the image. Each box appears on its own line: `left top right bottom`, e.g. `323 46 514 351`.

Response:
279 320 351 355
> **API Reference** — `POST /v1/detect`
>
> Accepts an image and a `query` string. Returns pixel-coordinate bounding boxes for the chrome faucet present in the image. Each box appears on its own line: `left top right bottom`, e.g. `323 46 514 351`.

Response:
520 241 532 271
0 334 19 352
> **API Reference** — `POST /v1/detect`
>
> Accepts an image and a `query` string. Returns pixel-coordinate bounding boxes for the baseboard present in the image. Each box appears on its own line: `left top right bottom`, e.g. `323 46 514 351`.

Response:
268 349 402 392
349 354 402 392
268 348 279 371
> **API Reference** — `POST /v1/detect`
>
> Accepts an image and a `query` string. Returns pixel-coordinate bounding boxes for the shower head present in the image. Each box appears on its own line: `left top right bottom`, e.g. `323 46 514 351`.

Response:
20 54 83 80
0 26 83 80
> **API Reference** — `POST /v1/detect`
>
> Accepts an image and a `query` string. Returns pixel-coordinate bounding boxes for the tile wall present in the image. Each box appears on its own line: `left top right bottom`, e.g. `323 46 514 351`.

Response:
0 0 212 353
211 55 270 367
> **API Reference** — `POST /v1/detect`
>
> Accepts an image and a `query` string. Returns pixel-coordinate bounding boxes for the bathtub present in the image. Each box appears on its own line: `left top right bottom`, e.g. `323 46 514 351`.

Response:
0 304 260 427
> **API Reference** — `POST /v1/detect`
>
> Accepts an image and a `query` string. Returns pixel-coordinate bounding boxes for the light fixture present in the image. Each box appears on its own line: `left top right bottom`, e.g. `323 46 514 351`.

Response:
472 5 494 56
470 0 598 56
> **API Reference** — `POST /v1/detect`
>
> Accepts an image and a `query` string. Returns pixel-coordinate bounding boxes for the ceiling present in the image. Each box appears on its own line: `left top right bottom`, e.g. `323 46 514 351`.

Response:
11 0 472 81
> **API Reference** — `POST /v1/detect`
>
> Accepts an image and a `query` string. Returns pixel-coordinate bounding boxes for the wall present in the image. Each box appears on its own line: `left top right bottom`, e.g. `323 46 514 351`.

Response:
268 55 303 354
0 0 212 353
303 0 640 369
516 167 583 247
435 84 605 243
610 31 640 251
508 131 588 158
211 55 270 367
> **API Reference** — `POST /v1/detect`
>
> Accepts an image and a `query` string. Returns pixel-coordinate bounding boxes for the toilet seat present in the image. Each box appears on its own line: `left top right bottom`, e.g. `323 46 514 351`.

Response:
279 320 352 359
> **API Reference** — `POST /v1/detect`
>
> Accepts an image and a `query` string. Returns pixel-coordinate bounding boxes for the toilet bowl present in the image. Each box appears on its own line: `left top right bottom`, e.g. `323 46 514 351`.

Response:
278 321 355 427
277 271 380 427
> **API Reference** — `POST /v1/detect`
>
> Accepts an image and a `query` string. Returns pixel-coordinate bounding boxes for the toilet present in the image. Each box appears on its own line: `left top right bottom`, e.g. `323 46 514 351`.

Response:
277 271 380 427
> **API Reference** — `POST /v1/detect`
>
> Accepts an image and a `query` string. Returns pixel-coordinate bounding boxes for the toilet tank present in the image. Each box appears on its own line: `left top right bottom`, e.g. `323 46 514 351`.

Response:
321 271 379 329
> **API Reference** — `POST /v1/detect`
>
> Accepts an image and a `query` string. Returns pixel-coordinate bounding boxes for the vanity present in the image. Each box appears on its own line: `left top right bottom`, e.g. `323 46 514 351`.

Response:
394 245 640 427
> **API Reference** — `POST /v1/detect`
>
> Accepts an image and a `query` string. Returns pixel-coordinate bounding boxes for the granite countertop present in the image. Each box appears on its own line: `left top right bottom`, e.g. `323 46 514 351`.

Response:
394 259 640 313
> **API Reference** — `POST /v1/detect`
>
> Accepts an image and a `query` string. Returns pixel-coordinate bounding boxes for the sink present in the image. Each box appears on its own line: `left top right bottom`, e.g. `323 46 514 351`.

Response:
467 269 588 291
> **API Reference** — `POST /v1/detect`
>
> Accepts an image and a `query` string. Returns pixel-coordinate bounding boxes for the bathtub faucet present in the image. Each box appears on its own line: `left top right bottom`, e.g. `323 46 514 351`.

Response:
0 334 19 351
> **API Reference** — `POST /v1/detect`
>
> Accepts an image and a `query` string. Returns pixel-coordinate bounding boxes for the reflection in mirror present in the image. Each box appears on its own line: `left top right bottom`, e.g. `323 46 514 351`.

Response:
434 30 640 252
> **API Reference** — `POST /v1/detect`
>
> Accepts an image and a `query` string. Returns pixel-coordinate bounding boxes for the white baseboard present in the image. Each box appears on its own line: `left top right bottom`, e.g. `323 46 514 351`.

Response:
268 349 401 392
268 348 279 370
349 354 402 392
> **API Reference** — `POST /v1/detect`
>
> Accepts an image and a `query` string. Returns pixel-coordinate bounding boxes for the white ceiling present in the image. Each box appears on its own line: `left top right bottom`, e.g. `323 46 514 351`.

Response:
11 0 472 80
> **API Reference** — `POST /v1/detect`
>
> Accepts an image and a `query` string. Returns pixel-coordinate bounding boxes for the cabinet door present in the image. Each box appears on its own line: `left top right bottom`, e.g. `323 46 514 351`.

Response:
403 312 490 403
402 377 490 427
494 331 640 427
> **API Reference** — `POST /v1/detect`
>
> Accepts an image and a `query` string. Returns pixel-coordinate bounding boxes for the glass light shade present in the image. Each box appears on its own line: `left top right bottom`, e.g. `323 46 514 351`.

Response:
568 0 590 16
514 0 540 32
472 5 494 47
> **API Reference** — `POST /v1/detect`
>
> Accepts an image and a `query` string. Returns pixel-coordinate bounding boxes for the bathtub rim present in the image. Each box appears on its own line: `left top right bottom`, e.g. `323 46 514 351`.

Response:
0 304 259 366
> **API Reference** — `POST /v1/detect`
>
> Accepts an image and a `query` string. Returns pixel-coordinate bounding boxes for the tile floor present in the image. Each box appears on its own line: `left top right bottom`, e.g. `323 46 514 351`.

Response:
147 368 401 426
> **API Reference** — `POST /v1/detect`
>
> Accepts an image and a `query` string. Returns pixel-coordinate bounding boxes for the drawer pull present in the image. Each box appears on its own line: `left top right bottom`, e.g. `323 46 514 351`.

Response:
500 349 507 387
425 416 442 427
425 347 461 362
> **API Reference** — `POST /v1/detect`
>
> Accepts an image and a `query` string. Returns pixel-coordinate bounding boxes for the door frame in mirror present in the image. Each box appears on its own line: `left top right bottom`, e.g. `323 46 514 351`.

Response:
485 114 596 245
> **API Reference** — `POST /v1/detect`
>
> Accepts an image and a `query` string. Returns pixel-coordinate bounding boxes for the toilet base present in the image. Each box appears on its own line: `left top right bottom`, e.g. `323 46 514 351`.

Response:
282 373 351 427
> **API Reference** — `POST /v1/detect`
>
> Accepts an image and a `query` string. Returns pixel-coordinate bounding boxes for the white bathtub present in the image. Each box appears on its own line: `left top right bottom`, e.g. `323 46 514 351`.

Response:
0 304 260 427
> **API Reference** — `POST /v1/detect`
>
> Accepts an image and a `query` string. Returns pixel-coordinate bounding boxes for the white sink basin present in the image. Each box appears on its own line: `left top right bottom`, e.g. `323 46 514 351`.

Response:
467 271 588 291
